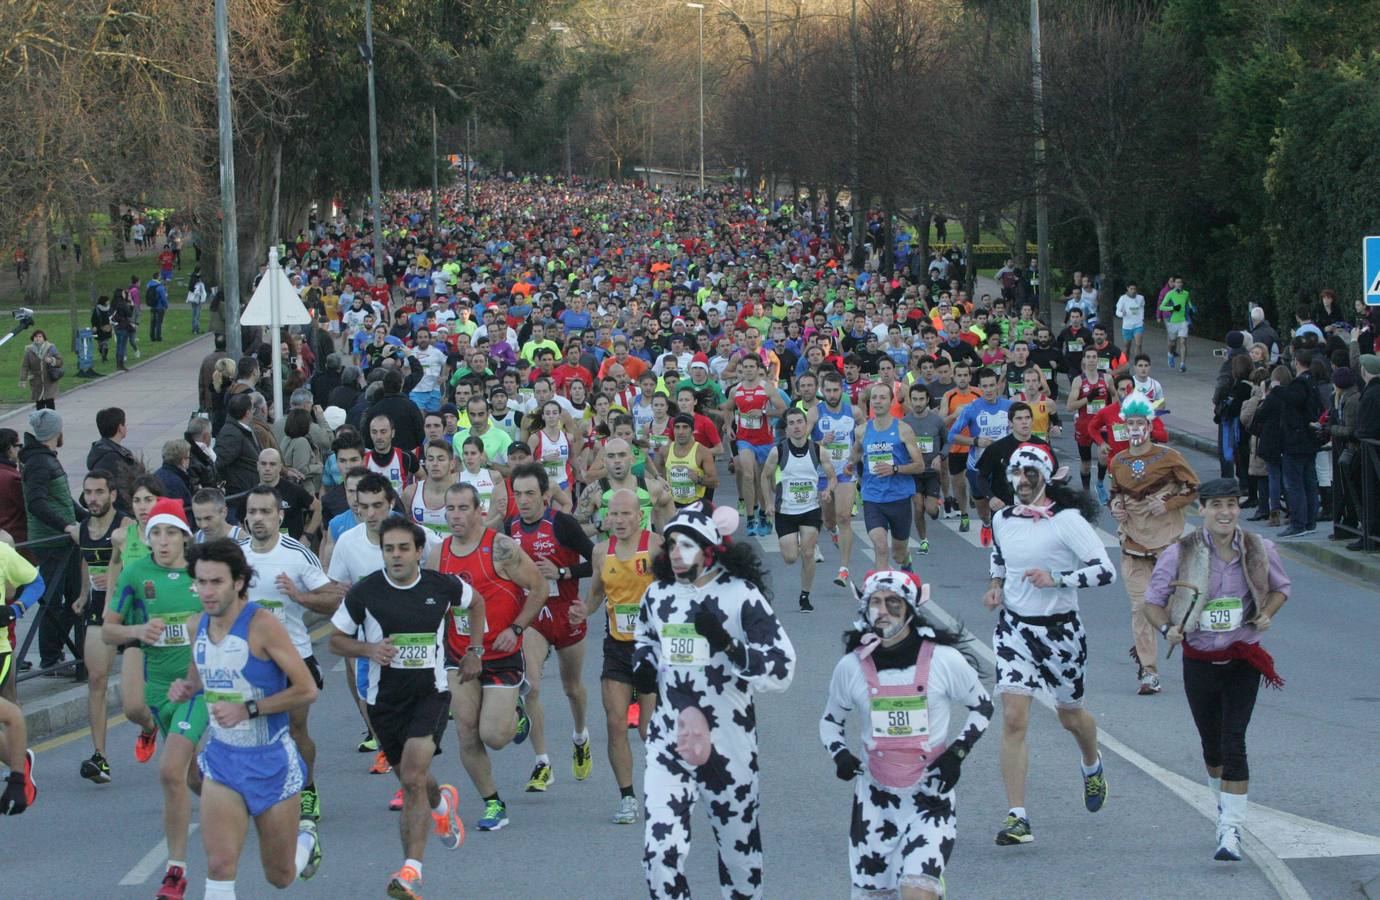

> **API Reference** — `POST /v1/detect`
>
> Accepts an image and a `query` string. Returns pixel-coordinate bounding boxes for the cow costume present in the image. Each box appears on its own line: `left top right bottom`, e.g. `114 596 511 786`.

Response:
820 571 992 898
633 501 796 899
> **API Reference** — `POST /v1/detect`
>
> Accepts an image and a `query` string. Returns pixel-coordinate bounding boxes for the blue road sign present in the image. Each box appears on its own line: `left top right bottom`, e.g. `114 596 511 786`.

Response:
1365 236 1380 306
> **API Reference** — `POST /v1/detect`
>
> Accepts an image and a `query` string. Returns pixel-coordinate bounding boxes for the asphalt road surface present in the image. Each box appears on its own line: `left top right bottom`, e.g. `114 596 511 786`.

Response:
6 428 1379 899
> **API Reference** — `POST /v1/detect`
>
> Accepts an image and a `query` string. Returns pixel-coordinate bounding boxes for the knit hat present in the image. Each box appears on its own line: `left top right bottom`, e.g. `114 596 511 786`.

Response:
858 569 930 617
1332 367 1356 390
322 406 347 431
27 408 62 443
1226 331 1245 350
144 497 192 540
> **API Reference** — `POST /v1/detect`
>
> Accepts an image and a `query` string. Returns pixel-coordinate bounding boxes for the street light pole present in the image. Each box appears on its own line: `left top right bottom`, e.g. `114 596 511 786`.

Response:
687 3 705 193
363 0 384 279
849 0 861 260
1030 0 1051 320
431 106 439 226
214 0 242 359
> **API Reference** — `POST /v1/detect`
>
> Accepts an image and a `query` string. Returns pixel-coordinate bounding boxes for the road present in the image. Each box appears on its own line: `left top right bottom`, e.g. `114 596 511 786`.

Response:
5 419 1379 900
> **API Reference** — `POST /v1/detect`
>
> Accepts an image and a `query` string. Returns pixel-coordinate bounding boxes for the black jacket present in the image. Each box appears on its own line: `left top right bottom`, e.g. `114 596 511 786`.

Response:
213 418 262 496
1278 372 1323 454
365 394 425 452
154 464 195 515
977 433 1055 506
18 435 77 539
311 370 342 409
187 440 218 491
1356 377 1380 442
86 437 141 507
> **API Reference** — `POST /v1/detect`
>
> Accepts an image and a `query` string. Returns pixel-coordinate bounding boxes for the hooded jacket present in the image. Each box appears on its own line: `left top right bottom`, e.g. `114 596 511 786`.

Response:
19 435 75 540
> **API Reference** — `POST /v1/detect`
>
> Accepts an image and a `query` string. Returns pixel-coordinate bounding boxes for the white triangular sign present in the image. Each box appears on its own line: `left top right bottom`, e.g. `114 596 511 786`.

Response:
240 267 311 326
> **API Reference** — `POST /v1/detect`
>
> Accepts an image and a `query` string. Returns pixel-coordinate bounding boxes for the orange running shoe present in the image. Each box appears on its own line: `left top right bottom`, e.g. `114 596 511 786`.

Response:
432 784 464 849
134 728 158 764
627 701 640 729
389 787 404 811
369 750 392 775
385 864 422 899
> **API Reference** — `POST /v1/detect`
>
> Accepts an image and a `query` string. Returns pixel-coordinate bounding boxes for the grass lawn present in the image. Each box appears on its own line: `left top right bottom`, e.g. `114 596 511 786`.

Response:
0 306 204 407
1 251 199 313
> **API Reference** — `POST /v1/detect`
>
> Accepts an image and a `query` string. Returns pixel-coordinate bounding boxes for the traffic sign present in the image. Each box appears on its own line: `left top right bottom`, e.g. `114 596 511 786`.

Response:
240 265 310 325
1365 236 1380 306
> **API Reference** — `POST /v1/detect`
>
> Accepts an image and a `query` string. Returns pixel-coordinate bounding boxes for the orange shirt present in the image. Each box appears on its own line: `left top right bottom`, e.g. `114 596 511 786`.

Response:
942 387 980 455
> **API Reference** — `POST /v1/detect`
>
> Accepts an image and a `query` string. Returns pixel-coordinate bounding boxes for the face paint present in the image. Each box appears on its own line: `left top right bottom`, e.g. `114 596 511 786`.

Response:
669 533 705 582
867 592 911 640
1126 421 1150 446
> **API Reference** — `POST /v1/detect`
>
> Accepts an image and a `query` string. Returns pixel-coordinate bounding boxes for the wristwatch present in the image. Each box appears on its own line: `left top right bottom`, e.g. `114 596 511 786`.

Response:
509 623 524 637
558 566 569 579
245 700 261 720
1159 623 1171 638
465 644 484 656
951 745 968 761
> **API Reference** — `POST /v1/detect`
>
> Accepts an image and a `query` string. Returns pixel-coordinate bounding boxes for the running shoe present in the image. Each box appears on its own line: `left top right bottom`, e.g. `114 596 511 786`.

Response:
813 543 825 563
829 526 840 547
613 794 639 825
134 727 158 764
1179 363 1187 373
834 566 850 587
525 761 554 792
573 741 593 781
918 539 930 555
1166 353 1174 369
80 751 111 785
799 592 814 613
370 750 393 774
944 496 956 516
899 559 913 574
959 514 970 533
513 698 531 745
432 784 464 849
389 787 404 811
298 820 323 880
994 813 1033 845
300 785 320 821
20 749 36 809
737 500 746 517
358 734 378 753
155 864 187 900
1096 482 1110 505
386 864 423 900
1214 825 1243 862
980 525 992 547
1083 761 1109 812
627 698 640 729
477 797 509 831
1138 672 1162 695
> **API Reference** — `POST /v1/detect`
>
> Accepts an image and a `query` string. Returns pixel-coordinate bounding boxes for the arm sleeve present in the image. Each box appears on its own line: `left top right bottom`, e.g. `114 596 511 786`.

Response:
1145 544 1180 609
554 514 595 579
946 407 972 442
14 573 45 613
1056 513 1117 589
329 585 364 633
1162 461 1200 512
730 586 797 693
819 657 856 759
989 517 1007 580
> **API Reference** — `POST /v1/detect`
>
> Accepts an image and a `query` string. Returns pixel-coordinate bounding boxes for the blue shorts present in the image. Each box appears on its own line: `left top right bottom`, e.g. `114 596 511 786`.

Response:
1121 326 1144 344
862 497 912 541
736 440 773 466
410 389 442 412
199 732 306 817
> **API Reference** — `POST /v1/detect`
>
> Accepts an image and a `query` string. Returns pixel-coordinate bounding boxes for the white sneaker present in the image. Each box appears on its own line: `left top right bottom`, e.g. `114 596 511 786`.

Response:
1214 825 1242 861
1137 672 1162 695
613 795 638 825
813 545 825 563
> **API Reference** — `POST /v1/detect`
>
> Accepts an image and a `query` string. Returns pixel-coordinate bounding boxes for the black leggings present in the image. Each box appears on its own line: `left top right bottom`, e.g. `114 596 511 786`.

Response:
1183 656 1261 782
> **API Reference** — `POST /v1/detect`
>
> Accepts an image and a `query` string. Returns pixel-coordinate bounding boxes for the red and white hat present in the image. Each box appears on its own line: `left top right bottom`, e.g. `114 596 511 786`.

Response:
144 498 192 540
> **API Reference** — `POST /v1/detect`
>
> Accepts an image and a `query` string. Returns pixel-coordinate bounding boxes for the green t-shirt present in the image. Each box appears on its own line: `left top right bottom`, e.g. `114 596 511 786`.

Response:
675 377 726 407
111 556 200 685
1159 289 1191 323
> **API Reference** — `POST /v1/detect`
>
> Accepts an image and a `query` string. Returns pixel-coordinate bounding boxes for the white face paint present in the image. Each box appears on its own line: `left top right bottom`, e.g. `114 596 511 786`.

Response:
669 533 705 581
1126 420 1150 446
866 592 911 640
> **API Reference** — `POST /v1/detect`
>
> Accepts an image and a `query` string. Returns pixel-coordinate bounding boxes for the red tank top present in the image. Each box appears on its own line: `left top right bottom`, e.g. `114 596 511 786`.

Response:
506 511 582 606
1075 375 1111 424
733 383 773 445
439 529 524 660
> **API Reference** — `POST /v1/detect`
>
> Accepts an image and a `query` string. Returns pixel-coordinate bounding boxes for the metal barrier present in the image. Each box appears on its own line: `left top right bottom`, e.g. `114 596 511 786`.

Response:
10 534 84 685
1330 438 1380 551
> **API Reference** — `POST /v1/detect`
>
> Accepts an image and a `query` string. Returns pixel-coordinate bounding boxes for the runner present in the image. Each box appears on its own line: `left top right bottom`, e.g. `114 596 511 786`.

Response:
976 402 1055 512
74 468 131 783
854 382 925 570
821 570 992 900
402 439 457 534
168 538 323 898
946 366 1013 547
807 370 859 583
660 413 717 509
633 501 796 899
983 444 1116 846
1067 347 1115 502
328 516 469 899
1107 393 1200 696
431 481 547 831
1159 275 1192 373
760 407 835 612
722 354 786 536
191 488 246 544
456 435 510 528
901 382 947 555
940 363 979 532
102 498 207 900
507 462 596 792
238 485 345 821
568 489 661 824
0 541 41 814
578 437 674 535
1146 477 1290 862
529 400 578 497
367 414 418 494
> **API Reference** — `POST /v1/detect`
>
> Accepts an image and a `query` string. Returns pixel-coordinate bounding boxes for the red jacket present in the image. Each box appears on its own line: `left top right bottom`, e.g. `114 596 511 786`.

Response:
1089 402 1168 462
0 460 26 545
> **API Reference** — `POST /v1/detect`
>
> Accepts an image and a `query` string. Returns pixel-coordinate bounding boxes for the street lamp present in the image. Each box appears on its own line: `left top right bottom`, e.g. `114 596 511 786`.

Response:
686 3 705 193
214 0 242 358
361 0 384 279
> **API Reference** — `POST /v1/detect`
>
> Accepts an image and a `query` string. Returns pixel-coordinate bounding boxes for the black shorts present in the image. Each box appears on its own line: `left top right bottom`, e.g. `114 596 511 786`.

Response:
83 591 107 628
368 690 451 767
947 454 968 476
304 655 325 691
480 651 525 689
913 471 942 499
601 636 635 685
774 508 822 537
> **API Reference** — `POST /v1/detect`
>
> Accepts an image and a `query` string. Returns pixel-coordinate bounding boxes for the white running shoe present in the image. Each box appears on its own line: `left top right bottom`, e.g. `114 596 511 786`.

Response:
1214 825 1242 862
613 795 638 825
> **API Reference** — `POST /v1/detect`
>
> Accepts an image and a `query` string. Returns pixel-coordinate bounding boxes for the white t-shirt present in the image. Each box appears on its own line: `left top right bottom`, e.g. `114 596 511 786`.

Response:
1132 375 1164 403
239 535 333 658
326 522 441 586
1115 293 1146 329
410 345 448 393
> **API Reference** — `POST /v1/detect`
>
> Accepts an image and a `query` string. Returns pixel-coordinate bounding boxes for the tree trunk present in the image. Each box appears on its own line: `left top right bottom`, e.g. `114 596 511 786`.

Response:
880 195 896 276
962 207 979 296
1092 212 1115 327
108 202 126 262
1011 200 1029 268
25 210 50 306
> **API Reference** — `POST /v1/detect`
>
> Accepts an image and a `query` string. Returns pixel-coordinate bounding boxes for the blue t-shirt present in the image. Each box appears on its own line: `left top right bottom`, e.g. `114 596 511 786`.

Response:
948 397 1013 471
560 310 592 333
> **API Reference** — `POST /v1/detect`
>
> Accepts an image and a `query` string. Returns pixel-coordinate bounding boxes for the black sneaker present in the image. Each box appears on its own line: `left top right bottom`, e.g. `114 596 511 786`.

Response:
995 813 1033 845
799 592 814 613
80 752 111 785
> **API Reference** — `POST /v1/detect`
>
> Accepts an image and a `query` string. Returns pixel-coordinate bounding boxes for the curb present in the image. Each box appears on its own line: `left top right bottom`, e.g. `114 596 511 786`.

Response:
1164 425 1218 457
0 331 212 426
23 677 122 744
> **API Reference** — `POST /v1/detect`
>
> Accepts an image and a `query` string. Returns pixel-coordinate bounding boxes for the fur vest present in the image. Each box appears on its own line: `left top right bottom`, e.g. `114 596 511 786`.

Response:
1169 527 1270 633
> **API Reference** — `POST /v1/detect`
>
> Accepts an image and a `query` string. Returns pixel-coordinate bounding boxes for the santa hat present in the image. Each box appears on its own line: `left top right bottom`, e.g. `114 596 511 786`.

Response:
690 352 710 371
144 498 192 540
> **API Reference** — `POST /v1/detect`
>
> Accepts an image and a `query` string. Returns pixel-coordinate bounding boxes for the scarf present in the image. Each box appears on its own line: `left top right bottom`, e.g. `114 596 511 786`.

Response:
1182 641 1284 689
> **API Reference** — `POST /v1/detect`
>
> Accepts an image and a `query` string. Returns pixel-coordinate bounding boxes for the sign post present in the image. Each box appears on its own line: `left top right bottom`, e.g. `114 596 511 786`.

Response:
240 246 310 419
1364 236 1380 306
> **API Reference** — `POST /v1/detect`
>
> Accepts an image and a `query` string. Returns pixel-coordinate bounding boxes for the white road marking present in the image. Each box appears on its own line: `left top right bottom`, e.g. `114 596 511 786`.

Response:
119 825 198 885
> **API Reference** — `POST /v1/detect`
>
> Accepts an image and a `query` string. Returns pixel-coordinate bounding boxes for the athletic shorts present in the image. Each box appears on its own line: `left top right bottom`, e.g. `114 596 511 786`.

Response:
409 388 441 412
863 497 912 541
147 683 209 744
965 469 992 500
368 690 451 767
601 636 635 685
83 590 108 628
0 651 10 685
735 440 773 466
531 598 587 650
444 645 526 688
946 454 968 476
774 508 822 537
992 608 1087 709
1078 442 1094 462
1165 320 1189 340
304 655 324 691
912 471 942 499
199 732 306 817
1121 326 1144 344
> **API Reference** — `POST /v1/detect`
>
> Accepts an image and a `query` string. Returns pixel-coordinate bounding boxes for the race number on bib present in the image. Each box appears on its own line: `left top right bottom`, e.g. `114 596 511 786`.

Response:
389 633 439 669
153 611 194 648
613 604 639 635
452 607 470 636
869 696 929 738
1199 597 1244 633
1087 399 1106 414
867 451 892 476
256 599 287 623
917 436 935 454
1111 423 1129 442
668 465 697 501
739 412 763 430
661 623 709 667
785 477 817 506
824 441 849 463
203 688 245 705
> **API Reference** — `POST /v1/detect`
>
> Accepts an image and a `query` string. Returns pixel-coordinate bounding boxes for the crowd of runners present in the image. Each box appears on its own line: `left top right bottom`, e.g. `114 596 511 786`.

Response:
4 176 1347 899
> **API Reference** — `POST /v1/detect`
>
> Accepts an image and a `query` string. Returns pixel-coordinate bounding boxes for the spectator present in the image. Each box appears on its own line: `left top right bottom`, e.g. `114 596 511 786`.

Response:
145 273 168 342
1239 368 1271 521
18 409 80 671
0 429 25 544
197 332 229 412
208 357 238 435
273 388 332 460
1278 348 1323 536
1249 306 1281 363
184 416 218 490
364 367 425 451
1352 354 1380 549
111 288 138 370
154 438 195 514
213 392 261 499
281 408 325 495
310 352 345 409
248 392 278 453
1328 367 1362 541
328 364 364 412
19 330 62 410
86 407 142 508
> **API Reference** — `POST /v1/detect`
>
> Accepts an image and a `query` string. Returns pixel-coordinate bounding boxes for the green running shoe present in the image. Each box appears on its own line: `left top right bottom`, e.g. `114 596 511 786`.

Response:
995 813 1033 845
477 798 509 831
572 740 593 781
525 762 554 793
300 785 320 821
1084 761 1108 812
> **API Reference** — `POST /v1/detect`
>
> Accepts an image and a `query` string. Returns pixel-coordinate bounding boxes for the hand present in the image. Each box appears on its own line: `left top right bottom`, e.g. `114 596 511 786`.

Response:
977 436 993 448
693 604 732 655
210 701 249 728
71 595 87 616
0 772 30 816
988 497 1005 512
167 678 198 703
369 638 398 666
1165 625 1185 644
141 619 167 644
284 467 306 482
274 573 298 602
930 456 942 471
65 523 81 543
1146 497 1167 516
833 749 864 781
927 746 965 793
491 627 518 654
873 460 895 477
568 602 591 625
1023 568 1057 589
89 570 108 592
982 586 1004 611
821 487 832 505
844 461 855 477
0 604 20 628
1250 612 1272 632
1051 425 1063 437
1109 501 1129 522
533 558 560 580
458 651 483 683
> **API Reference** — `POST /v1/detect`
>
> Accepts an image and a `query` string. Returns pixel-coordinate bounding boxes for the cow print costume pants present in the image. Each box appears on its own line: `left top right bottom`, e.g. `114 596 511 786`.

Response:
848 774 956 898
992 607 1088 709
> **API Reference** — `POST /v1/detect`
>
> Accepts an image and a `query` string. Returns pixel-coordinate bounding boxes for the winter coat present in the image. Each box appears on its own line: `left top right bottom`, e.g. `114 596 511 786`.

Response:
20 341 61 403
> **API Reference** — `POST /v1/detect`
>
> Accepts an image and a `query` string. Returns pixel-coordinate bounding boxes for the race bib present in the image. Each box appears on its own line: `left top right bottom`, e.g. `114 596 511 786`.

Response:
739 412 763 430
613 604 639 635
869 696 929 738
203 688 244 705
785 477 817 506
1040 367 1053 381
824 441 849 462
668 465 697 501
867 451 892 476
1087 399 1106 414
389 633 439 669
661 623 709 667
256 598 287 623
917 436 935 454
548 579 560 598
452 607 470 636
1111 423 1129 442
543 458 564 479
153 611 194 648
1067 340 1084 354
1098 358 1111 371
1199 597 1244 633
